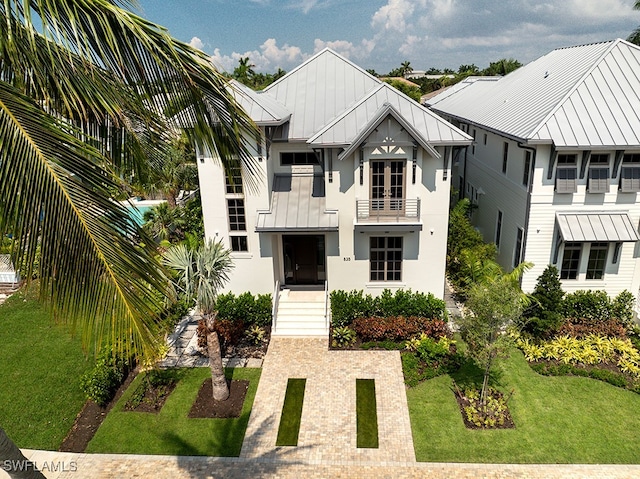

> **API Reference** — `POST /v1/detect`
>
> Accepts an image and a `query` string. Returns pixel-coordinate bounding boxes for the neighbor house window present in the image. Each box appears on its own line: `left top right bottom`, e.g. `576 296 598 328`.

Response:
230 235 248 252
586 242 608 279
620 153 640 192
588 154 609 193
370 236 403 281
555 154 577 193
225 166 243 194
281 152 318 165
513 227 524 267
472 129 476 155
502 142 509 174
483 133 487 145
495 210 503 248
560 242 582 279
523 151 532 188
227 199 246 231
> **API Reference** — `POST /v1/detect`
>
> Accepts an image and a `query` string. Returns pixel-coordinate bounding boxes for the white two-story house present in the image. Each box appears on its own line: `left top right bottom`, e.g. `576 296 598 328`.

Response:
196 49 471 334
428 39 640 303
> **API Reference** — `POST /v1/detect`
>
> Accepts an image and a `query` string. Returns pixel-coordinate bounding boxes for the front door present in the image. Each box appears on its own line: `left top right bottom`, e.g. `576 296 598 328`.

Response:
370 160 406 215
283 235 324 285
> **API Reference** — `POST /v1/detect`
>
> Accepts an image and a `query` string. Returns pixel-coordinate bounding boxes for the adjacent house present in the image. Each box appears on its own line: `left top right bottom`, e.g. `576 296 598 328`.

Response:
196 49 471 334
427 39 640 304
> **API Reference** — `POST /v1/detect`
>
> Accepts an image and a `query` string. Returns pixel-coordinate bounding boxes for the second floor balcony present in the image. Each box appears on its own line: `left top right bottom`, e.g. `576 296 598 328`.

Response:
355 198 421 225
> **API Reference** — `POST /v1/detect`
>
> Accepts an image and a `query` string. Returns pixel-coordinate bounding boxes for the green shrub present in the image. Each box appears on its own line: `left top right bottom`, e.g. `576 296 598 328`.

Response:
254 294 273 326
80 349 130 407
330 288 445 327
214 291 272 325
523 265 565 337
331 326 356 347
612 290 635 325
352 316 449 342
563 290 612 321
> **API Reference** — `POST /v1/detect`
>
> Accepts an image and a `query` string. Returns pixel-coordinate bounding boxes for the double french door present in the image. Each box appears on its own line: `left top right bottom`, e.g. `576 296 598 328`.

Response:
370 160 406 215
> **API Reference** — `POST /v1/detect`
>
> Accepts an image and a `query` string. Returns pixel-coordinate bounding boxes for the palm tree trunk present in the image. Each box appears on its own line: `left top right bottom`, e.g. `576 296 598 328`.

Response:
0 427 45 479
206 314 229 401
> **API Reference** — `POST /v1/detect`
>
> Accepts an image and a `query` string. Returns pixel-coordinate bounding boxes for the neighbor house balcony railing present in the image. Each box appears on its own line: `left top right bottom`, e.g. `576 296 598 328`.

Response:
355 198 421 223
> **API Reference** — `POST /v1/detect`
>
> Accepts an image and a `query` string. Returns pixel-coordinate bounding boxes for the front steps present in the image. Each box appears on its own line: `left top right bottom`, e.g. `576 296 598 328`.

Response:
272 289 328 337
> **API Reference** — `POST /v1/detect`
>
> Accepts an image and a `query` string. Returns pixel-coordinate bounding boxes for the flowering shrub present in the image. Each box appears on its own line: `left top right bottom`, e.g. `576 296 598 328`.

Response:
352 316 449 342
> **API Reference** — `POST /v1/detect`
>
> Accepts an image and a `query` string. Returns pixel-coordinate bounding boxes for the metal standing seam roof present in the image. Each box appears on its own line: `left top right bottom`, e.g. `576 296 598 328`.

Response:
307 83 472 151
228 80 291 126
556 212 640 242
255 174 338 232
428 39 640 148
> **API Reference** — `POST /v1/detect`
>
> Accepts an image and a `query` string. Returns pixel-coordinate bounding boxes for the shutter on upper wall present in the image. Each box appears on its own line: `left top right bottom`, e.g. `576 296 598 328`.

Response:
555 167 577 193
588 167 609 193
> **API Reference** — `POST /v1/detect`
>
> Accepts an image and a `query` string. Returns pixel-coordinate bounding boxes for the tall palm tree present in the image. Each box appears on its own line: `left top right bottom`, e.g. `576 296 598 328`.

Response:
0 1 260 469
163 240 234 401
629 1 640 45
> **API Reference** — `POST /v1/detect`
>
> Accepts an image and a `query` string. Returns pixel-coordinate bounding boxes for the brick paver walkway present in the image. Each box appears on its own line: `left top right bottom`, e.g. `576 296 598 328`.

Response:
240 337 415 464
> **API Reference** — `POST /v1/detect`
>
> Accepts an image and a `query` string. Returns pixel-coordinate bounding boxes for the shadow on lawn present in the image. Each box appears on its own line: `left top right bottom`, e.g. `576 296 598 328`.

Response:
449 356 506 391
172 414 311 478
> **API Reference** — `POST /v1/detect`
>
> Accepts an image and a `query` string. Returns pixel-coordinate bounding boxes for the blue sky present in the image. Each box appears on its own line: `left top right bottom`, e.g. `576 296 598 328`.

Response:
136 0 640 74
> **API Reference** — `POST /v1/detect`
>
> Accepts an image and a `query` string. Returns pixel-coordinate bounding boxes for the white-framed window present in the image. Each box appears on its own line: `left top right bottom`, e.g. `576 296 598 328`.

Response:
230 235 248 252
513 227 524 267
281 152 318 165
586 242 608 280
370 236 403 281
555 154 578 193
523 151 532 188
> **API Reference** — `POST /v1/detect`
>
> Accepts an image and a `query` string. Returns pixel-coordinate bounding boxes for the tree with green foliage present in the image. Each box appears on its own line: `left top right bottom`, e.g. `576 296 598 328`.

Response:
482 58 522 76
163 240 234 401
0 1 259 469
382 78 422 102
629 1 640 45
458 262 530 405
523 265 565 337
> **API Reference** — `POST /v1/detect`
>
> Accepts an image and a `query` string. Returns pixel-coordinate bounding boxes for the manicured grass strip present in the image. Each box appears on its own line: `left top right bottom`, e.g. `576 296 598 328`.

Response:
407 347 640 463
276 378 306 446
356 379 379 448
86 367 261 456
0 289 94 450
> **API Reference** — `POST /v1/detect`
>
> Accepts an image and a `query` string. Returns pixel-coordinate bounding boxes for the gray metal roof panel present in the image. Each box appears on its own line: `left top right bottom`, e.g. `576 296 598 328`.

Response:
308 83 471 148
429 40 640 146
228 80 291 125
255 174 338 232
556 212 639 242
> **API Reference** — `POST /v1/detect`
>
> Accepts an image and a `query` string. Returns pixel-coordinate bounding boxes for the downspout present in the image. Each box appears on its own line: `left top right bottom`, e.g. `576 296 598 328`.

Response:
517 142 537 283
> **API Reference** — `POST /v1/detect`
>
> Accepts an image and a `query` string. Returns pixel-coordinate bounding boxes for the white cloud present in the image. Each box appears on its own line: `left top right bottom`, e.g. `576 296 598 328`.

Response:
371 0 423 33
569 0 632 21
189 36 204 51
210 39 306 73
398 35 423 56
429 0 455 18
313 38 375 60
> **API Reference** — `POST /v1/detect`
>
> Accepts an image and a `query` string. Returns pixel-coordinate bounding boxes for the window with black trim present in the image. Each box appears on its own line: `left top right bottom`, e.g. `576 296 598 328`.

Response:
370 236 403 281
586 242 607 279
588 154 609 193
620 153 640 192
281 152 318 165
513 227 524 267
230 235 248 252
227 199 246 231
472 129 476 155
225 166 243 194
523 151 531 187
555 154 577 193
502 142 509 174
560 242 581 279
495 210 503 248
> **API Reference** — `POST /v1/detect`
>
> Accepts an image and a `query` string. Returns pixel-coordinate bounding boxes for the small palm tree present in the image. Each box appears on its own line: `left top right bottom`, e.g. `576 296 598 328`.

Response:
164 240 234 401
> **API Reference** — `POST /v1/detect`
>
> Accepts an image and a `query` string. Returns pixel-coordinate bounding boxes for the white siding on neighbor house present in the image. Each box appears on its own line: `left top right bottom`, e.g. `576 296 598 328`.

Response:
520 144 640 296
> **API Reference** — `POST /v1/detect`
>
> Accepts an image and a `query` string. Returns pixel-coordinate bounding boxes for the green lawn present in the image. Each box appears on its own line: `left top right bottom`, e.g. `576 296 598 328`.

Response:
86 367 260 456
276 378 306 446
0 289 94 449
407 348 640 463
356 379 378 448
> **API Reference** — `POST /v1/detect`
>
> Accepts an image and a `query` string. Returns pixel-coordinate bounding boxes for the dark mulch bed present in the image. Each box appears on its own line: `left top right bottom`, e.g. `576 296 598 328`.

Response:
453 388 516 430
123 379 178 413
59 368 139 452
188 378 249 418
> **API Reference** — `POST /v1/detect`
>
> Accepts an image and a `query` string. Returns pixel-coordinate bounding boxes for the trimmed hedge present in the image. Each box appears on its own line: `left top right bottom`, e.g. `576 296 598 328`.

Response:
80 349 131 407
352 316 449 342
330 288 445 328
215 292 272 326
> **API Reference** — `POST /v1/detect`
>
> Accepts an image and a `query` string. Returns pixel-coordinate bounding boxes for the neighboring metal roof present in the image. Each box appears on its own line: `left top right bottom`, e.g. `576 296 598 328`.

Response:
308 84 471 153
556 212 640 242
228 80 291 126
263 49 382 141
428 40 640 148
255 174 338 232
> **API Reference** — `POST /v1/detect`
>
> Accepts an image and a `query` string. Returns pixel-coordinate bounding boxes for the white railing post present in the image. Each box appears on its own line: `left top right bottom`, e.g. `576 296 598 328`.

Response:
272 280 280 332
